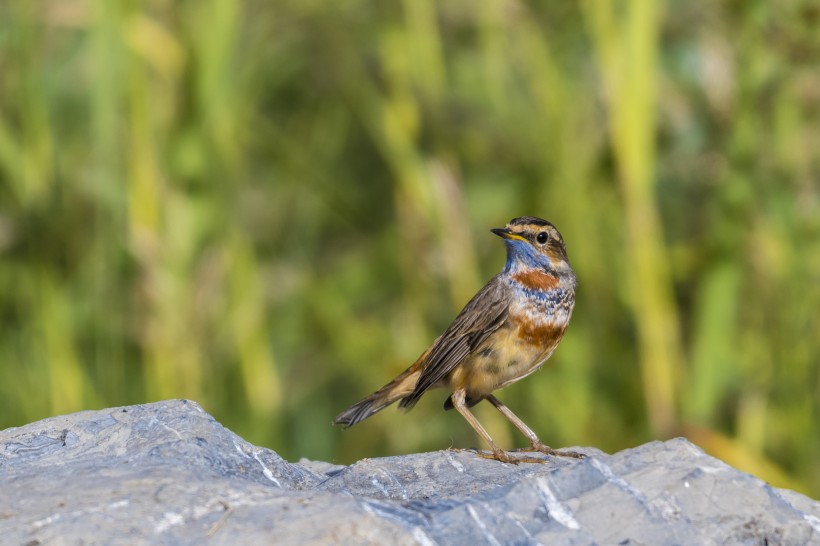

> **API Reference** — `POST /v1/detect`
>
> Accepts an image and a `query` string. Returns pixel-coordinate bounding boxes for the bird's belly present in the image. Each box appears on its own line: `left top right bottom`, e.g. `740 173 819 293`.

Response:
447 317 567 397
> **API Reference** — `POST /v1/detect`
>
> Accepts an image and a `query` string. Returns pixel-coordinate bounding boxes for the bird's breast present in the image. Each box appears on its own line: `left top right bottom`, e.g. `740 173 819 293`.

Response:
447 283 574 396
511 269 560 292
450 320 567 396
508 268 575 326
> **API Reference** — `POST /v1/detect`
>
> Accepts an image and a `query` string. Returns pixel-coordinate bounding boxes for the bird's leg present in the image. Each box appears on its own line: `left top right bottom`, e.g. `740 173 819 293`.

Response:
451 389 544 464
485 394 585 459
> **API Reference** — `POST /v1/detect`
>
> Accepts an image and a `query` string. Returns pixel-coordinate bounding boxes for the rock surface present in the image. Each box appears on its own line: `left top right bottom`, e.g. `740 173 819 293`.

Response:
1 400 818 545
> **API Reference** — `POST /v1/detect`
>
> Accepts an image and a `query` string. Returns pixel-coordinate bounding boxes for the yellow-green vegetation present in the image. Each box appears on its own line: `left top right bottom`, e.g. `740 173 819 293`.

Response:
1 1 818 496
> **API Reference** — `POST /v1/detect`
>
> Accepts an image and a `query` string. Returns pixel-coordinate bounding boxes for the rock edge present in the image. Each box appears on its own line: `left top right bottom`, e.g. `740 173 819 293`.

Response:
1 399 818 545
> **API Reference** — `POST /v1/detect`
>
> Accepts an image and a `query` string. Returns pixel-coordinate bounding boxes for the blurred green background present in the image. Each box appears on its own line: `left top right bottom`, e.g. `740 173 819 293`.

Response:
1 1 818 496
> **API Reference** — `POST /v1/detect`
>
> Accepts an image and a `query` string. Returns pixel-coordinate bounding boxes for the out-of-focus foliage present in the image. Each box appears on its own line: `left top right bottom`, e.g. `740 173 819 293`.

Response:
1 0 818 496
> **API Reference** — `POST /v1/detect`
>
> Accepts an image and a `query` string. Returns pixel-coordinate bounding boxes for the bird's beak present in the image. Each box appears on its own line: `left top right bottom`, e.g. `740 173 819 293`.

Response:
491 227 527 242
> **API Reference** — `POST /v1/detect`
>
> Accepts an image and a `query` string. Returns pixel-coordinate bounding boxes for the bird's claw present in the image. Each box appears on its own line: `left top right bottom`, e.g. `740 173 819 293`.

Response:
474 449 547 465
514 442 586 459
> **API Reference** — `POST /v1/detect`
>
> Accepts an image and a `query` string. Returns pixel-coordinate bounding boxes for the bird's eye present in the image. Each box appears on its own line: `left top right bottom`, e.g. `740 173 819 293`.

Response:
536 231 549 245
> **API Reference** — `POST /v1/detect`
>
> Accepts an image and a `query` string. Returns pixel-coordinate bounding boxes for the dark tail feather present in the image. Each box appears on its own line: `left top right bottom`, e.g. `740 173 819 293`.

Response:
333 368 420 428
333 395 389 428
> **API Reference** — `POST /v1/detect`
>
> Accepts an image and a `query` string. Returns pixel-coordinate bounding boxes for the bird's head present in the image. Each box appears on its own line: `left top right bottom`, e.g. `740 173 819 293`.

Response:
491 216 574 281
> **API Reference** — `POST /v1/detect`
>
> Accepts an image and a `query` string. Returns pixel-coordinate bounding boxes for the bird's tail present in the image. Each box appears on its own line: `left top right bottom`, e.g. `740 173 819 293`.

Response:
333 367 421 428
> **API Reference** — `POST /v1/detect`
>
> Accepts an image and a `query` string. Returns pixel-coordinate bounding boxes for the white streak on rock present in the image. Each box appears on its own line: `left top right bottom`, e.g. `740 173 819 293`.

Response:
253 450 282 486
466 505 502 546
535 477 580 530
155 511 184 533
804 514 820 534
445 451 465 473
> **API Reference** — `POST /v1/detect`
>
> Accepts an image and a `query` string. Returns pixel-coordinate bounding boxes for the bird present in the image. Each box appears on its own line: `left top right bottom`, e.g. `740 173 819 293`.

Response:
333 216 582 463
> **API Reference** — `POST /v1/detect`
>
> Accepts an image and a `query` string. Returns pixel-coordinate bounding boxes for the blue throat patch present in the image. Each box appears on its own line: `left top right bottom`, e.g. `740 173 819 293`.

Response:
502 239 551 272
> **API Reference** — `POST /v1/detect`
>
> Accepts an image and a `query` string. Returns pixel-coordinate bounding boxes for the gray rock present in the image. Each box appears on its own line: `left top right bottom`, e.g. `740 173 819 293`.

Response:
0 400 817 545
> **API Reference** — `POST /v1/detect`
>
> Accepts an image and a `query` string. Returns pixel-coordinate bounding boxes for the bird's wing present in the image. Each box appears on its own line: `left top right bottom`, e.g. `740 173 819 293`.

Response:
399 276 511 408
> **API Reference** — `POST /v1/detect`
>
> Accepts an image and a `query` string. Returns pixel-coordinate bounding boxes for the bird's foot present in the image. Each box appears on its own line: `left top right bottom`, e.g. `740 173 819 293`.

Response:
474 449 546 465
515 441 585 459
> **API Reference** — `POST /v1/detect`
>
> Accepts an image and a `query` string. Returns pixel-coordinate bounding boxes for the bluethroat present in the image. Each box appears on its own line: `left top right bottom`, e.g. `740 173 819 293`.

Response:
334 216 581 463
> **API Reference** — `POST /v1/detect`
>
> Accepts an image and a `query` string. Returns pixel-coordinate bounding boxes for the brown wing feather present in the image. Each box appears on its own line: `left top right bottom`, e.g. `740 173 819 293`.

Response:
399 275 511 408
